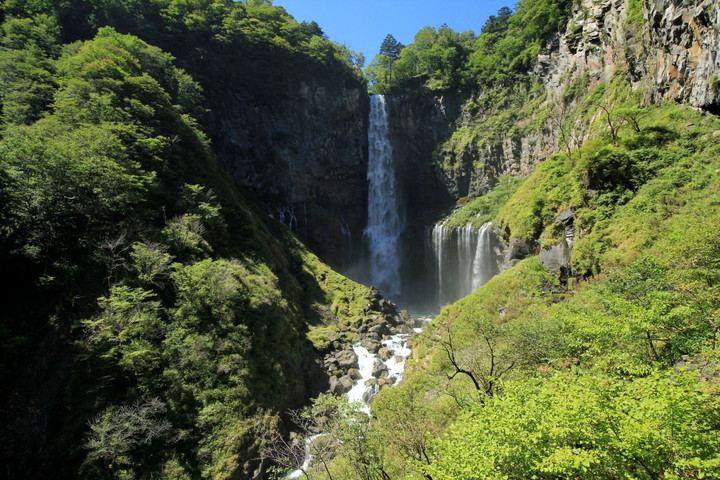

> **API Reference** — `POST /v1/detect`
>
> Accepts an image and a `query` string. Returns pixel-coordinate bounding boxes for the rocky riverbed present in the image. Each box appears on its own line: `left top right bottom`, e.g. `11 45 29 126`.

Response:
318 288 428 398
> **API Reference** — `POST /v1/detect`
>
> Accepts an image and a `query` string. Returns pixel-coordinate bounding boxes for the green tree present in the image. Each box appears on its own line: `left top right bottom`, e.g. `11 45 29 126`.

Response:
0 14 59 125
0 121 154 279
378 33 403 60
82 397 172 475
373 380 451 477
424 370 720 480
481 6 512 35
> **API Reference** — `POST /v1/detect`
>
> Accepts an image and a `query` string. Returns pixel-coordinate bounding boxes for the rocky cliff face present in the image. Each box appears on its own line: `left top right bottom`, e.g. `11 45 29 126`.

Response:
645 0 720 111
204 74 369 268
411 0 720 204
384 89 460 222
547 0 720 109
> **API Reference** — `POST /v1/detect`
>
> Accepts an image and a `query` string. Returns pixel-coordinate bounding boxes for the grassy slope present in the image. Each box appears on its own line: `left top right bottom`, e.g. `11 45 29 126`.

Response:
366 76 720 478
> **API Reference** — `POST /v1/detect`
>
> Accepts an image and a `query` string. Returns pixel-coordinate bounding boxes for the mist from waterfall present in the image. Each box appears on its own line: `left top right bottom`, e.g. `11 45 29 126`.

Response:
364 95 402 298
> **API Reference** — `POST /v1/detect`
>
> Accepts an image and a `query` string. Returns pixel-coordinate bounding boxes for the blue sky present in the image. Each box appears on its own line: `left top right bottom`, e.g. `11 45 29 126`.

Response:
273 0 515 60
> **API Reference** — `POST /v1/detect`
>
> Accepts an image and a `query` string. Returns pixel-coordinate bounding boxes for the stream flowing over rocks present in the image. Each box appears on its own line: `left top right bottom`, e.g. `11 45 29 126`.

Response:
287 289 431 478
321 288 428 399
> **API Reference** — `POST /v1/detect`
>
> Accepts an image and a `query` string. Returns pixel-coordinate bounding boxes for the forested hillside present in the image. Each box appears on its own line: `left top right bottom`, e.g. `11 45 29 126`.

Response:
0 2 372 478
2 0 720 479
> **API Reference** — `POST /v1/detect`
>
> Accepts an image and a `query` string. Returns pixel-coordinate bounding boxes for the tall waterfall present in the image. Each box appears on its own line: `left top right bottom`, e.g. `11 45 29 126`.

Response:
431 222 499 307
364 95 402 297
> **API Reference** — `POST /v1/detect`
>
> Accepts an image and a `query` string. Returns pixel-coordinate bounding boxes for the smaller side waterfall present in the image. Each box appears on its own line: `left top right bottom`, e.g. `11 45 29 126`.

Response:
431 222 500 306
472 222 495 290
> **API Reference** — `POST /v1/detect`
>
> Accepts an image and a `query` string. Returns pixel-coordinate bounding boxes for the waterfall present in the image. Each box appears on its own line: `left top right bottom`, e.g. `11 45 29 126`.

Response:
364 95 402 298
431 221 499 306
472 222 495 291
432 224 448 303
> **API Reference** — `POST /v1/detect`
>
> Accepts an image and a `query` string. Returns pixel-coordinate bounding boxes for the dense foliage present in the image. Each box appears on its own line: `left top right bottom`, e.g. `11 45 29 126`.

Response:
366 0 572 93
0 3 371 478
0 0 364 73
3 0 720 478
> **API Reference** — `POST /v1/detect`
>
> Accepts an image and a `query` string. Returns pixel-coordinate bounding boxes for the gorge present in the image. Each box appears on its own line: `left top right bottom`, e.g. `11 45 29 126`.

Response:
2 0 720 479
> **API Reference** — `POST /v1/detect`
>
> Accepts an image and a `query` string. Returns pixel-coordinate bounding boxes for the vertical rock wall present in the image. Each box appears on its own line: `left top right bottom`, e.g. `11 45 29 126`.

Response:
415 0 720 204
384 89 460 221
645 0 720 110
204 74 369 268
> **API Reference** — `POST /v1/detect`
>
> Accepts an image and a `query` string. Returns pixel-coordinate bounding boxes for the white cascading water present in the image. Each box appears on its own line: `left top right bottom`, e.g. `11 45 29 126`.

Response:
472 222 495 290
287 321 429 478
432 224 449 304
346 332 416 414
364 95 402 298
432 221 498 306
346 344 376 413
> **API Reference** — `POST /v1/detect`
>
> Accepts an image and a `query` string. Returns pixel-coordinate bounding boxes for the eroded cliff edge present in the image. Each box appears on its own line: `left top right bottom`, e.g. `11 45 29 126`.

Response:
385 0 720 206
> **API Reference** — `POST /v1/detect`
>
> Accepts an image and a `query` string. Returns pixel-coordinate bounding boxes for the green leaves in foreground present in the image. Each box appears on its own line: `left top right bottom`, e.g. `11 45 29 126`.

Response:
425 369 720 480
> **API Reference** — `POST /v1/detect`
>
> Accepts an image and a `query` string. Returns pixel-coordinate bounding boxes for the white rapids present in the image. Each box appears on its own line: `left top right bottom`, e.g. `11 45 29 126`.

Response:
287 317 431 477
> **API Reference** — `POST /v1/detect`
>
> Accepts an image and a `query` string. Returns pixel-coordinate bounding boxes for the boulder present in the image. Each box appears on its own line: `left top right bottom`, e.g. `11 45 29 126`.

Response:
368 323 389 337
328 376 340 394
365 378 378 388
361 337 381 353
337 350 359 370
329 375 354 395
539 241 571 273
372 363 389 379
395 324 414 335
378 347 393 360
504 238 532 264
555 208 574 223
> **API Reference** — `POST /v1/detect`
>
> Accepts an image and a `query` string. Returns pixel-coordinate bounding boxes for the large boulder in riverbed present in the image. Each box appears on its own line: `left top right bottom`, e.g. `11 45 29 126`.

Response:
329 375 354 395
372 362 388 379
361 337 381 353
378 347 393 360
337 350 359 370
368 323 390 337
